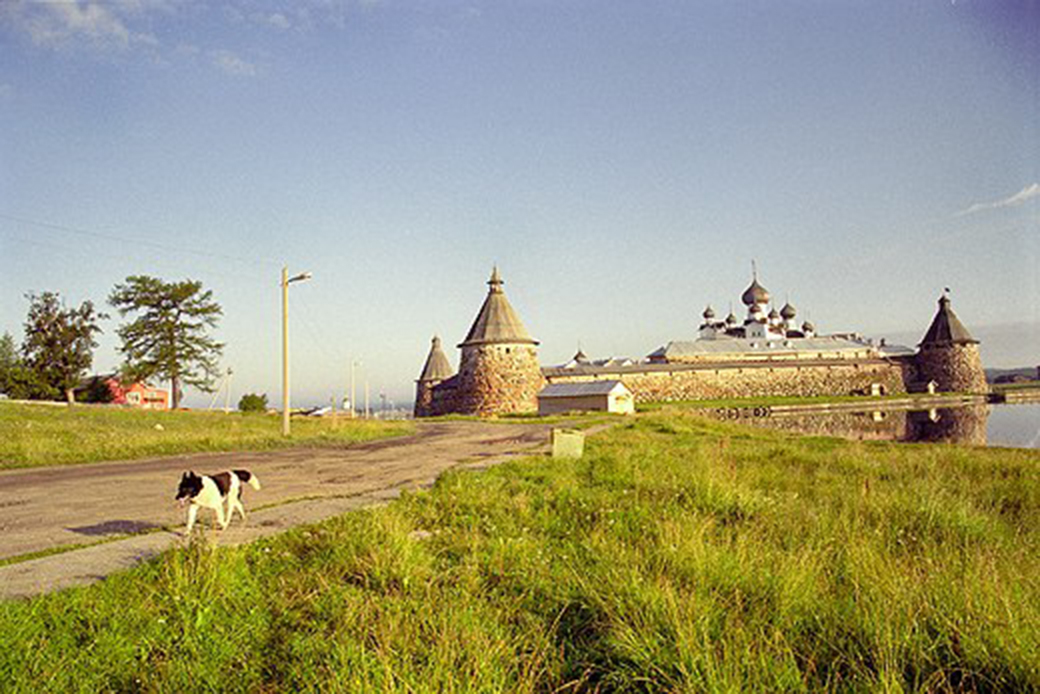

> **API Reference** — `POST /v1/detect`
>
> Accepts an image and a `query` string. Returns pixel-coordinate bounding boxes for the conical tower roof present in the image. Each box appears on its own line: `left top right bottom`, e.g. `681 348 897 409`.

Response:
920 294 978 346
459 267 539 347
417 336 454 381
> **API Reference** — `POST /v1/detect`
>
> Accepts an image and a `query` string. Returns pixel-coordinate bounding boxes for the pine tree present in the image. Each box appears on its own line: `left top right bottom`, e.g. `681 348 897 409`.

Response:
109 276 224 409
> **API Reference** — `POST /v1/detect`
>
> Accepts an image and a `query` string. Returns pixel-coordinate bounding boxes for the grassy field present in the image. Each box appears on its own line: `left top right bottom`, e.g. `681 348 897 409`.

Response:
1 411 1037 692
0 402 413 469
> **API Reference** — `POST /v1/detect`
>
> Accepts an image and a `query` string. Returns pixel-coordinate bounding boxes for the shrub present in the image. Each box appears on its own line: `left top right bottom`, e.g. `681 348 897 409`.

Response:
238 392 268 413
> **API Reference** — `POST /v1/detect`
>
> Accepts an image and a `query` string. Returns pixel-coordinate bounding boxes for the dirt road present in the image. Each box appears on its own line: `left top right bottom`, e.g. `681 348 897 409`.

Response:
0 421 552 600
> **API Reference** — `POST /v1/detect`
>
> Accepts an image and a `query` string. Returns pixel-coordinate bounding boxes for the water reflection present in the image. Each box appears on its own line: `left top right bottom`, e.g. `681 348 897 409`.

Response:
907 406 989 446
718 404 992 446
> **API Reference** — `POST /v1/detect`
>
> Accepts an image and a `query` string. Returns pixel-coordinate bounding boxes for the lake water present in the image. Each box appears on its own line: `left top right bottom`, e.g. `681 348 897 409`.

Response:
986 403 1040 449
719 402 1040 449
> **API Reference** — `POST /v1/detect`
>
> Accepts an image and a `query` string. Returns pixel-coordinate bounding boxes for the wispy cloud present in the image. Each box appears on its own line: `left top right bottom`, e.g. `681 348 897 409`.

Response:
2 1 376 76
3 0 159 51
211 49 257 77
264 12 291 30
956 183 1040 217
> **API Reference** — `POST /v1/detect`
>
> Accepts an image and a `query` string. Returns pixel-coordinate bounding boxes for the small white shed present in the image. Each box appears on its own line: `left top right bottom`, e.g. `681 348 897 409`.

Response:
538 380 635 416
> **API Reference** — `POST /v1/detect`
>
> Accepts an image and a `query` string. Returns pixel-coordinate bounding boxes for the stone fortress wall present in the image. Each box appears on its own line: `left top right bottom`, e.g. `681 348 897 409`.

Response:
414 381 437 417
544 359 912 403
415 269 986 418
425 381 459 416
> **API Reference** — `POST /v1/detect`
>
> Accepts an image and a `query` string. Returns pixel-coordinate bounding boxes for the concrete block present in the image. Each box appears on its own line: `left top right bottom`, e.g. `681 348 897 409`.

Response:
551 428 585 459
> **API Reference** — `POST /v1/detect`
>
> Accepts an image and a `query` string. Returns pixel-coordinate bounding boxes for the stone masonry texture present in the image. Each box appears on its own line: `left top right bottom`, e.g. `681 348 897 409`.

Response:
547 361 910 403
916 343 988 394
456 344 545 416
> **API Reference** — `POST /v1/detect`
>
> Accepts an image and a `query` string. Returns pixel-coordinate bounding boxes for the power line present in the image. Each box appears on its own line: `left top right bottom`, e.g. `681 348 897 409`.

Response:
0 212 281 268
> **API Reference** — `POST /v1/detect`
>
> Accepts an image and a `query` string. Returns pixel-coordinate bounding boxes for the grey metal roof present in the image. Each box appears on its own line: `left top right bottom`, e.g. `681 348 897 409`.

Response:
539 380 629 398
878 343 916 358
656 335 874 358
459 267 538 347
417 336 454 381
542 353 905 379
919 295 978 345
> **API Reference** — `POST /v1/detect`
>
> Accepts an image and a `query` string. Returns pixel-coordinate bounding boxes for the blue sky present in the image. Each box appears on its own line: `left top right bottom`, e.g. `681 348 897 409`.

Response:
1 0 1037 408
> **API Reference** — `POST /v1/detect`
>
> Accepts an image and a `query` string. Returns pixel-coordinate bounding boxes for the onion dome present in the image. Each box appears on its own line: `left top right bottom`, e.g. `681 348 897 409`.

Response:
725 311 738 325
741 278 770 306
702 305 715 320
572 348 590 365
768 308 780 320
802 320 815 333
781 302 797 319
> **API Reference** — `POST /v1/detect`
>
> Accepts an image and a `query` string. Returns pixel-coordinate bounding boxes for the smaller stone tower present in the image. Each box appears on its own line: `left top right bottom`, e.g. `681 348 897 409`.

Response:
414 336 454 417
455 267 545 416
916 293 987 393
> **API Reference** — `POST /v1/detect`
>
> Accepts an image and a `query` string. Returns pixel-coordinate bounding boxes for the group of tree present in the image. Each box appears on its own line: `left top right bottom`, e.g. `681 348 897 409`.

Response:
0 276 223 409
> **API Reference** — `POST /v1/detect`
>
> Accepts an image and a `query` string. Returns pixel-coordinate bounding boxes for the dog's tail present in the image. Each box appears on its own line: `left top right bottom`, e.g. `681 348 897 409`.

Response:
233 469 262 491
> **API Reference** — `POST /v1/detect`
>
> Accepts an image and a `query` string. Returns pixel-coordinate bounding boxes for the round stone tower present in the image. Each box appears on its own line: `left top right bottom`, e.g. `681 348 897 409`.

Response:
456 267 545 416
414 335 454 418
916 293 987 393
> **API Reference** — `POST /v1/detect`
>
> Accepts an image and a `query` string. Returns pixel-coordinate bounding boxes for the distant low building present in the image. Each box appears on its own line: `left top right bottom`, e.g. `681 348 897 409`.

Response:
123 382 170 410
77 375 170 410
538 380 635 416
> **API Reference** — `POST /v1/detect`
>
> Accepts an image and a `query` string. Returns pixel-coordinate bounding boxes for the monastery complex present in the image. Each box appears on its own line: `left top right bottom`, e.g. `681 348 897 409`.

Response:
414 267 987 417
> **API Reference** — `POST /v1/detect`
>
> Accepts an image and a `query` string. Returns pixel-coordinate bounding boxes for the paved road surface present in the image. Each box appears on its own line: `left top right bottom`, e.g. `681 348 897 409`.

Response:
0 421 552 600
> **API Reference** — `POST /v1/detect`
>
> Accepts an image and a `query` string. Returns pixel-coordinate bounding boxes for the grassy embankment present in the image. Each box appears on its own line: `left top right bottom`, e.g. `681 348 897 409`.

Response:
0 402 413 469
2 411 1037 692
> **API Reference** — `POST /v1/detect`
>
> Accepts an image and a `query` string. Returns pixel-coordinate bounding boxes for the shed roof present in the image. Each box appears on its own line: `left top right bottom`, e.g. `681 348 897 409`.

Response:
459 267 538 347
539 380 629 398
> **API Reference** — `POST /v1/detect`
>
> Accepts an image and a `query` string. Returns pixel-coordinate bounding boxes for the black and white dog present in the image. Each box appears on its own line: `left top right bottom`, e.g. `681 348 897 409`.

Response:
175 469 261 534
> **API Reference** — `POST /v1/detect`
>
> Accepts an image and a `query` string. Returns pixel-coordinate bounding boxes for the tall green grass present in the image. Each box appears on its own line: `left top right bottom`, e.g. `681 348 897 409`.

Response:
0 402 413 468
1 412 1037 691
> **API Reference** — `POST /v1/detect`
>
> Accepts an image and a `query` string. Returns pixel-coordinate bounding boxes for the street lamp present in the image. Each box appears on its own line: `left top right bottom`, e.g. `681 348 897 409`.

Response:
281 267 312 436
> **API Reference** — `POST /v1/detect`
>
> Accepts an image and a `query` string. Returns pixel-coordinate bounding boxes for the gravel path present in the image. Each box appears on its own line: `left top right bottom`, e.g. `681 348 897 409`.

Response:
0 421 552 600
